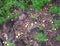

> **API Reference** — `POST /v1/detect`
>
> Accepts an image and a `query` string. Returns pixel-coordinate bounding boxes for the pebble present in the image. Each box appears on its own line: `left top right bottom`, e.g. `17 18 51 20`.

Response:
42 20 45 22
16 36 19 38
34 22 37 24
18 33 21 36
3 33 8 39
21 32 24 35
41 23 45 27
7 44 9 46
25 24 28 27
11 19 14 21
48 30 52 32
19 14 26 20
50 20 53 23
4 41 7 44
31 23 34 26
30 40 33 42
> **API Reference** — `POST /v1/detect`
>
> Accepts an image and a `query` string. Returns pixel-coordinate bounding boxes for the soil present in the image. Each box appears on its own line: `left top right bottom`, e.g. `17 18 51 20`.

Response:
0 0 60 46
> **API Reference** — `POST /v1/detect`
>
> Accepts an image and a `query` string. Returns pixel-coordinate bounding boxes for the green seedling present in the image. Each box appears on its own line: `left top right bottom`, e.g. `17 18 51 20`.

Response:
57 7 60 16
0 17 6 25
52 24 58 30
54 20 60 26
56 35 60 41
39 26 44 31
35 33 48 41
51 20 60 30
5 39 16 46
30 15 38 19
49 6 58 14
32 0 51 11
49 6 60 16
14 10 19 19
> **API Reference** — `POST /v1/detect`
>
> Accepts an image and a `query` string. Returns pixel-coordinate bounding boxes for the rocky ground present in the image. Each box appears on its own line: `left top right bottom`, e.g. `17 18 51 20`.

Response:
0 0 60 46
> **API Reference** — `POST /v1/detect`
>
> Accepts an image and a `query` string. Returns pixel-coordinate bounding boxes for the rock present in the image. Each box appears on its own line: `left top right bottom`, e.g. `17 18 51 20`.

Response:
19 14 26 21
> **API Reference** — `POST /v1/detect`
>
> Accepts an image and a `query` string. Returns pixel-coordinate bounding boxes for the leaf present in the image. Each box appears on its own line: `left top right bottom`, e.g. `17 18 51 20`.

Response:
54 20 60 26
52 24 58 30
0 0 3 6
39 26 44 31
0 9 3 15
7 12 14 19
5 39 16 46
49 6 58 14
0 17 6 25
35 33 48 41
30 15 38 19
56 35 60 41
14 10 19 19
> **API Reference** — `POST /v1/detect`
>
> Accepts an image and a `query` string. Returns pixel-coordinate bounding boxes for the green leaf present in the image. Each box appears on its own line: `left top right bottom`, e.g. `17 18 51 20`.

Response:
30 15 38 19
54 20 60 26
7 12 14 19
52 24 58 30
49 6 58 14
5 39 16 46
56 35 60 41
0 9 3 15
39 26 44 31
0 17 6 25
35 33 48 41
14 10 19 18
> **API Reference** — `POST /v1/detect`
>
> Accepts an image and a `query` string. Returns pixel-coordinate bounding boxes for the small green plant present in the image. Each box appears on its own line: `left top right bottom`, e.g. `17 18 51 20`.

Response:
5 39 16 46
30 15 38 19
57 7 60 16
49 6 58 14
56 35 60 41
51 20 60 30
14 10 19 19
39 26 44 31
49 6 60 16
0 17 6 25
32 0 51 11
52 24 58 30
35 33 48 41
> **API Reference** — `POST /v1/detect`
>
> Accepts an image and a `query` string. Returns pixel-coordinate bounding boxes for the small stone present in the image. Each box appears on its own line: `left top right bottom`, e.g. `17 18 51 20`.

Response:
51 21 53 23
18 33 21 36
31 23 34 26
49 4 52 6
3 41 5 44
30 40 33 42
42 23 45 27
12 13 14 14
50 20 53 23
54 28 56 30
4 34 8 39
4 41 7 44
42 20 45 22
44 7 47 10
48 30 52 32
34 22 37 24
7 44 9 46
19 14 26 20
34 42 39 46
21 32 24 35
25 24 28 27
16 36 19 38
11 19 13 21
